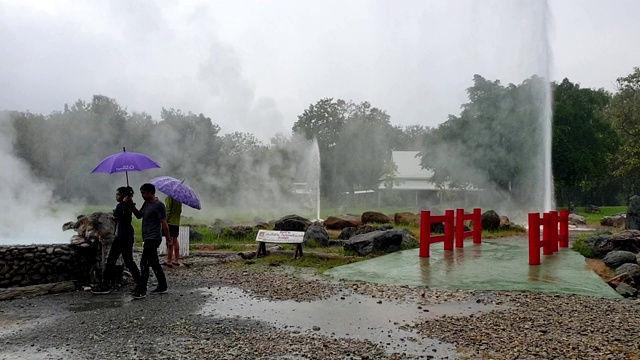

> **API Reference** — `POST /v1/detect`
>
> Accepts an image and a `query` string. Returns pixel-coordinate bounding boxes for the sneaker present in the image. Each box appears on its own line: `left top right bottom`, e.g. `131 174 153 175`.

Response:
150 287 168 295
91 285 111 295
131 290 147 299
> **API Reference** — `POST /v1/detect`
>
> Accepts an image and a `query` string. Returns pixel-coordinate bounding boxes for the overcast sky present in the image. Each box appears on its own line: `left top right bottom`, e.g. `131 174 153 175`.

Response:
1 0 638 141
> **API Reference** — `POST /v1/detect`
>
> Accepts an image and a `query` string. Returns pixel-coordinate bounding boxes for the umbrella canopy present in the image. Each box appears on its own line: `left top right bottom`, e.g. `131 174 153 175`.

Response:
91 147 161 186
149 176 201 210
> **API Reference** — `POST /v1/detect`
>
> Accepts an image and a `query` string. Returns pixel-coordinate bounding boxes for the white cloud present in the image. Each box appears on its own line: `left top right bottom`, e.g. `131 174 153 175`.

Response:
1 0 638 141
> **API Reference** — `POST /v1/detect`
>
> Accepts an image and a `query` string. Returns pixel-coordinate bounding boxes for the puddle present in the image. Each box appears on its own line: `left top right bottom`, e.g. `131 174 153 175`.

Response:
67 293 133 313
0 314 60 338
199 286 495 357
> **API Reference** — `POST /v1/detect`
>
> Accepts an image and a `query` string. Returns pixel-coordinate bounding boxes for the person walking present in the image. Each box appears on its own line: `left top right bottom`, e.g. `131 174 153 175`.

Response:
92 186 142 294
164 196 183 267
129 183 169 299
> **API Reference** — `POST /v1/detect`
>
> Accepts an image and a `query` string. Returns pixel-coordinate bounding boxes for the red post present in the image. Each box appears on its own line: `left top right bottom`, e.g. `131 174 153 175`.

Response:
420 209 455 257
549 211 559 253
542 213 553 255
444 210 454 251
558 210 569 248
473 208 482 244
419 210 431 258
455 208 464 248
454 208 483 247
528 212 541 265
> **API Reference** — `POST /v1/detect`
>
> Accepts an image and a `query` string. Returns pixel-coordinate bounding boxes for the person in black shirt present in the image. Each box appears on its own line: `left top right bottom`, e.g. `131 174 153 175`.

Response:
129 183 170 299
92 186 142 295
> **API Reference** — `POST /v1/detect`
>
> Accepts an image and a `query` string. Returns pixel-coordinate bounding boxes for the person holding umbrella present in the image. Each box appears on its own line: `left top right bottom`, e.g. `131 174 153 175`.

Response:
149 175 202 267
128 183 169 299
92 186 142 295
164 196 182 267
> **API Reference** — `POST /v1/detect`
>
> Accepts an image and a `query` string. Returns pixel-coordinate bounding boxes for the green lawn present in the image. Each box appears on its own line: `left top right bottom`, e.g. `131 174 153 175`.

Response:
559 206 626 226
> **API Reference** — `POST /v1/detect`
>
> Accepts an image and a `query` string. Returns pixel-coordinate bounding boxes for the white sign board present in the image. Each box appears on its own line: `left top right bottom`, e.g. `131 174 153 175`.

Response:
255 230 305 244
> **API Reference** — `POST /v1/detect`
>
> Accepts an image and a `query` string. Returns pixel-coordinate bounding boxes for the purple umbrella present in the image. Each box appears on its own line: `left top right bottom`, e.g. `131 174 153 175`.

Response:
149 176 201 210
91 147 161 186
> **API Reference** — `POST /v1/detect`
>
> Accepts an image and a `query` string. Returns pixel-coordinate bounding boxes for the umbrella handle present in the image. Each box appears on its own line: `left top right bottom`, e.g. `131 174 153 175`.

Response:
124 147 129 186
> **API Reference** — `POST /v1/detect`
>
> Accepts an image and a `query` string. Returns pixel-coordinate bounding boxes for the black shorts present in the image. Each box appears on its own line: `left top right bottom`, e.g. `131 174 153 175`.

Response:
168 224 180 238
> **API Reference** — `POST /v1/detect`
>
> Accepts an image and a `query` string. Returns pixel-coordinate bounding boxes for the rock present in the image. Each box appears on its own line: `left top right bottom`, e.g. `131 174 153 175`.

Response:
607 230 640 253
304 222 329 246
224 225 254 239
615 263 640 283
601 214 625 228
430 222 444 234
324 215 361 230
255 222 270 230
343 229 417 256
585 204 601 213
569 214 586 225
583 230 640 257
274 215 312 231
481 210 500 231
615 282 638 297
394 212 419 226
355 224 378 235
627 195 640 230
499 216 510 229
361 211 391 224
603 250 637 269
237 251 257 260
189 228 204 241
337 227 357 240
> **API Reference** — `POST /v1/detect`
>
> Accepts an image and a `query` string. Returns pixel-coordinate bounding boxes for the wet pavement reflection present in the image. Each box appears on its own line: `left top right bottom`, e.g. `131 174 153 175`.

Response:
200 286 496 357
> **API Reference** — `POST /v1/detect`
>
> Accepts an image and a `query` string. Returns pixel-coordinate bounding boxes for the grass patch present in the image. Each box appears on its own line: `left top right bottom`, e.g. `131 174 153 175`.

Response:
482 225 527 239
566 206 626 226
571 233 597 258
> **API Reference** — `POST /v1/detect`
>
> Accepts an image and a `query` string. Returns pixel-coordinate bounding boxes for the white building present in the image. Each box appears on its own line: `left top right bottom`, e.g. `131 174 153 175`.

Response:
378 151 479 207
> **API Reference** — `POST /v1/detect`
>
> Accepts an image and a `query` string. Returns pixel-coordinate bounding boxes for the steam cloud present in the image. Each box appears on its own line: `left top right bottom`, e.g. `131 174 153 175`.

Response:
0 116 79 245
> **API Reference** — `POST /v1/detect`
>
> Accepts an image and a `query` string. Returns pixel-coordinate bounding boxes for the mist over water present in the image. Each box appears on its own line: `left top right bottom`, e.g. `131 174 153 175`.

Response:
514 0 555 214
427 0 555 219
0 116 79 245
0 0 559 240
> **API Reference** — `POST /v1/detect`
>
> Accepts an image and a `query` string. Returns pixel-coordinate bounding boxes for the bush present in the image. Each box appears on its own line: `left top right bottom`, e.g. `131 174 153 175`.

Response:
571 234 596 258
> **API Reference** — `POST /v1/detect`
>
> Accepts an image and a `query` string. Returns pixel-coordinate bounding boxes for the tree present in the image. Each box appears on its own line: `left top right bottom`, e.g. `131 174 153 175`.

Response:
293 99 396 204
420 75 548 209
607 67 640 195
292 98 351 152
552 79 620 205
389 124 431 151
8 111 50 178
292 98 351 202
335 101 394 199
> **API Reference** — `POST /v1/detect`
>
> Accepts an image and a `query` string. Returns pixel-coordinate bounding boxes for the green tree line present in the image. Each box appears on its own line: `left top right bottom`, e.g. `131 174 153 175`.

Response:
4 67 640 208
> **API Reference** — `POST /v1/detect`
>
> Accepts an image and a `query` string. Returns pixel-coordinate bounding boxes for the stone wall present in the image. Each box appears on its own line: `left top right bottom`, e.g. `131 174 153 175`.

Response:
0 244 99 289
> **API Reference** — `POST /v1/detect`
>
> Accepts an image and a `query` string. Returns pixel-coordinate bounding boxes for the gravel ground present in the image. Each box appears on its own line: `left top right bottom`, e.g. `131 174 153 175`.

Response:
1 254 639 359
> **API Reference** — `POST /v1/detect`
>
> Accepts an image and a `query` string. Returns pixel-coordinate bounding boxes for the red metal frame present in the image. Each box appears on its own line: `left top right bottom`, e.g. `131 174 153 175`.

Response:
558 210 569 248
419 210 455 258
455 208 482 248
529 210 568 265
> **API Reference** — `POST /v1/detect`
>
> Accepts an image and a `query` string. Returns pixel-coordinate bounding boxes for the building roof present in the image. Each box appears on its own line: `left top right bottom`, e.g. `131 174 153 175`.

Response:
380 151 440 190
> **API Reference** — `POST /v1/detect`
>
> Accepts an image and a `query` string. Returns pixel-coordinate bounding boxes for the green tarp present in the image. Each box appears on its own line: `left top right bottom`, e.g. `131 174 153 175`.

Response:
326 237 620 299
